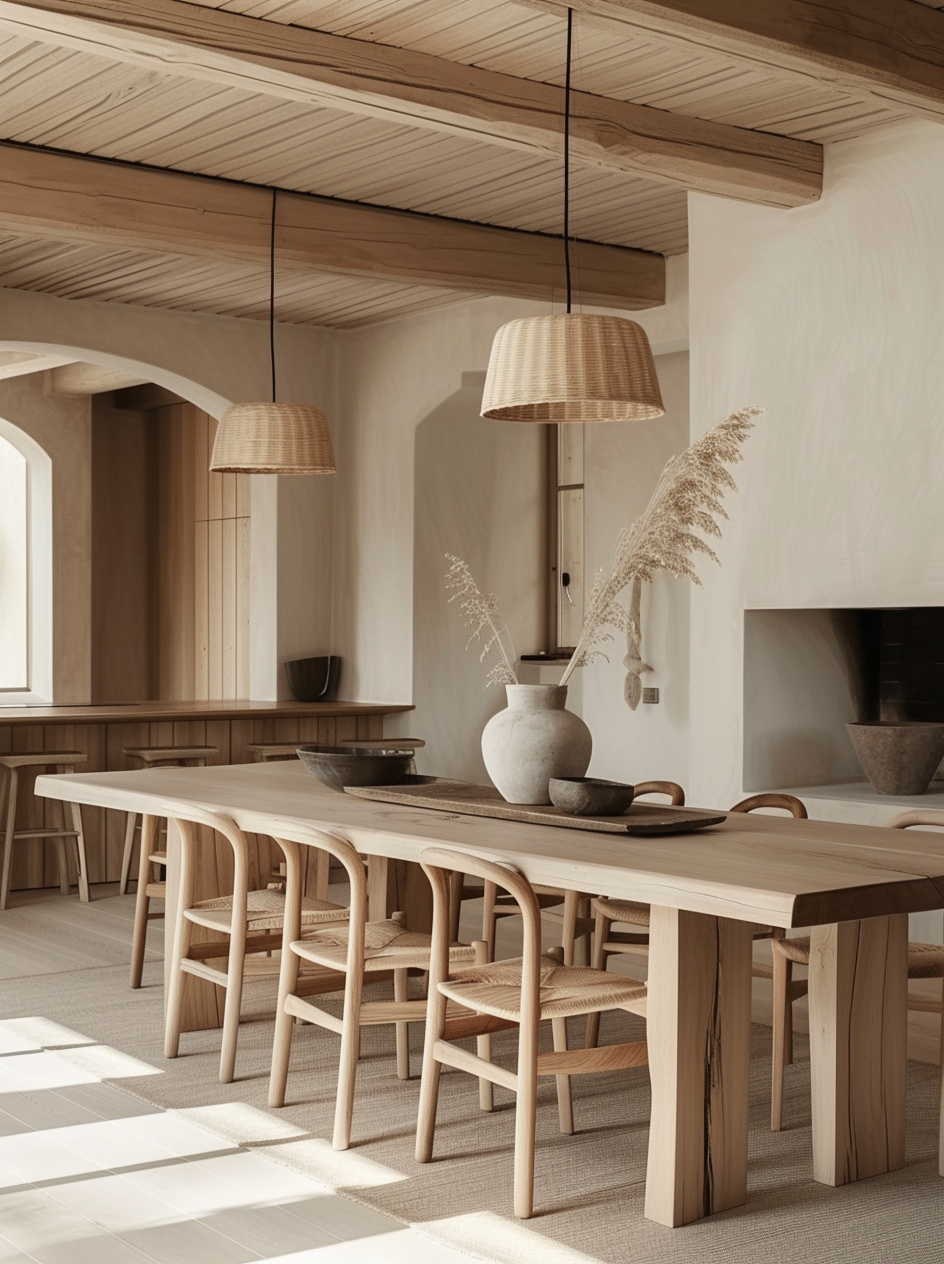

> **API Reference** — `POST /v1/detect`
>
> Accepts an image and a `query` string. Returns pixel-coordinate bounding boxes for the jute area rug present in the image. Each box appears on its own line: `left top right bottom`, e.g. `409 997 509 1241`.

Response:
2 961 941 1264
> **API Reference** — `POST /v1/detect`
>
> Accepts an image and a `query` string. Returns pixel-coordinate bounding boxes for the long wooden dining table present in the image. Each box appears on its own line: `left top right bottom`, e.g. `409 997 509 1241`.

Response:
36 760 944 1229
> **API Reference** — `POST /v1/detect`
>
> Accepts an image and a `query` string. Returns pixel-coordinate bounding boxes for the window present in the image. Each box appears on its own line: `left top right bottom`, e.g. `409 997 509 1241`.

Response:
0 420 52 701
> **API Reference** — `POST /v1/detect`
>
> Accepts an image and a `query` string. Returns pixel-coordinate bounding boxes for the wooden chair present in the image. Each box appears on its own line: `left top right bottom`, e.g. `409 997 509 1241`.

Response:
771 807 944 1134
121 746 218 990
267 821 478 1150
585 789 806 1047
416 846 648 1219
0 753 90 911
163 805 348 1083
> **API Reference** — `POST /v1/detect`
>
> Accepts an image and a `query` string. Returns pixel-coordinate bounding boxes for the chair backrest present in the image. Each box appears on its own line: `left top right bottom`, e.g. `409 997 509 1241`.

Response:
421 846 543 1028
633 780 685 806
887 809 944 831
161 802 251 910
730 793 807 819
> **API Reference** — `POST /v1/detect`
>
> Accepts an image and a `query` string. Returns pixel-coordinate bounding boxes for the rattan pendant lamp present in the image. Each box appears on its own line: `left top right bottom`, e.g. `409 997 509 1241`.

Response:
480 10 664 424
210 188 336 474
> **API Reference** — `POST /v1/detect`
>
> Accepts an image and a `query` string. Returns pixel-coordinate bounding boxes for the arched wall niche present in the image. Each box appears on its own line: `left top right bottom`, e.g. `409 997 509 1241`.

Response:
0 417 52 703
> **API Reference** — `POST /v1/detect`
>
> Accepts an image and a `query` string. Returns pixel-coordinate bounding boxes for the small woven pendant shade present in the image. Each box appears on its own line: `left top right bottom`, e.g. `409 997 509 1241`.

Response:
481 314 665 423
209 402 335 474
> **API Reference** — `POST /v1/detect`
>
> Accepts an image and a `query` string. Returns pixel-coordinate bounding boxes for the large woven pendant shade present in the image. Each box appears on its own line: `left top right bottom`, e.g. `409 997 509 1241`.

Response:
210 402 335 474
481 313 665 423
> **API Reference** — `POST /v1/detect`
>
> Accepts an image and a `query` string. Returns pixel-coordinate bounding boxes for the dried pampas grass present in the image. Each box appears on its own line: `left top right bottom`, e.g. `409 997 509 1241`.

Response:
444 554 518 686
560 405 762 686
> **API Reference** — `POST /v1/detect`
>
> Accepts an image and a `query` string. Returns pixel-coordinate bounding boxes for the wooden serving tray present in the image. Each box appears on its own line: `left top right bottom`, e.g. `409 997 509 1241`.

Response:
344 777 726 835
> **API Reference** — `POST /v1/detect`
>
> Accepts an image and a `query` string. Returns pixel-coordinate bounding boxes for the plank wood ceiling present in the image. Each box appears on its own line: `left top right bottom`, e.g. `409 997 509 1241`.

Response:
0 0 923 328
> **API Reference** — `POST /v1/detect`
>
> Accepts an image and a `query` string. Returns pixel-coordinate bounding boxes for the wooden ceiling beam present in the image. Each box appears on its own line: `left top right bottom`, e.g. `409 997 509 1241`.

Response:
0 143 665 310
0 0 821 207
533 0 944 119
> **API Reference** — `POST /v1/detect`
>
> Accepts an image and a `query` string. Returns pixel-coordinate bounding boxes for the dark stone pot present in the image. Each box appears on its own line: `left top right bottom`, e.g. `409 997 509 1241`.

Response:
548 777 635 816
285 655 341 702
846 721 944 796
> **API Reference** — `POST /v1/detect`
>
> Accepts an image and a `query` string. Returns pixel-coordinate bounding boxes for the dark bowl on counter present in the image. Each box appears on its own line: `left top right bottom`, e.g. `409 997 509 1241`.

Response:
548 777 635 817
296 744 415 793
285 655 342 703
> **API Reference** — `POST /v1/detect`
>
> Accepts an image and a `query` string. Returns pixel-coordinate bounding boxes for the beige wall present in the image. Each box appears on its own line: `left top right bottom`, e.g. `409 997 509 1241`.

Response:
688 119 944 807
582 349 690 787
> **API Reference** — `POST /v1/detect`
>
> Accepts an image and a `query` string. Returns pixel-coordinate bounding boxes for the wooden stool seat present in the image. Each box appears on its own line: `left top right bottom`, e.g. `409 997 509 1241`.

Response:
246 744 301 761
188 889 348 935
439 954 646 1022
0 752 89 910
122 744 218 988
125 746 217 764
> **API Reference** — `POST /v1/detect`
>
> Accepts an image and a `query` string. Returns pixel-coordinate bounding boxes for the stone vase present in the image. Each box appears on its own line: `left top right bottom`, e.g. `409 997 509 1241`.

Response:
846 721 944 796
482 683 592 805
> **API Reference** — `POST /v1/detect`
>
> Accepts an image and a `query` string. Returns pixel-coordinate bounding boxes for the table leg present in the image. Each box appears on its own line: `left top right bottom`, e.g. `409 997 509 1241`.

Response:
808 915 907 1186
366 855 389 922
163 818 225 1033
644 905 753 1227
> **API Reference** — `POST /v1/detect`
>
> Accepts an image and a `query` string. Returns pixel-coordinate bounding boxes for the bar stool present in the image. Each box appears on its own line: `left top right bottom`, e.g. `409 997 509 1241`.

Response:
0 753 90 910
122 745 217 989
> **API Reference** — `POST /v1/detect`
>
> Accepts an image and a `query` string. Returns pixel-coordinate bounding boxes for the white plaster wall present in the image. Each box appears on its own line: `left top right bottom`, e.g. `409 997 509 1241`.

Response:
689 120 944 806
0 286 337 701
411 374 545 780
0 374 90 703
333 258 689 709
582 350 690 787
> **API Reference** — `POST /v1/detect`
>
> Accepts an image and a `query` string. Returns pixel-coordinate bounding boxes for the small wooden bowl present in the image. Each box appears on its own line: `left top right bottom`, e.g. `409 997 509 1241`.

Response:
548 777 635 816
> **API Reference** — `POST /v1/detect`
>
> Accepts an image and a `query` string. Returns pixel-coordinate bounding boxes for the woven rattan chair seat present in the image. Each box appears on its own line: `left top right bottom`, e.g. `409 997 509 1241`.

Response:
773 935 944 977
185 889 348 933
592 896 651 926
292 919 476 972
438 954 647 1022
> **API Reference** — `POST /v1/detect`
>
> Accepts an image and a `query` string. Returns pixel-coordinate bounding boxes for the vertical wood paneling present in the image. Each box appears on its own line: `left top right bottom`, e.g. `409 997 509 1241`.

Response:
222 518 238 699
236 516 251 700
207 519 224 700
193 518 209 699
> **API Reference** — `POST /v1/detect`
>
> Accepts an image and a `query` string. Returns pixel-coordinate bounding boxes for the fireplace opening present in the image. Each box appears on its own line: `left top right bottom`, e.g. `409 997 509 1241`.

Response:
743 606 944 793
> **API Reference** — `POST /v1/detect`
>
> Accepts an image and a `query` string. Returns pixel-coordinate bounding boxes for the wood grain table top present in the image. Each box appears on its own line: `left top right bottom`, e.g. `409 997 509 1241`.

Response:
0 699 412 724
35 761 944 929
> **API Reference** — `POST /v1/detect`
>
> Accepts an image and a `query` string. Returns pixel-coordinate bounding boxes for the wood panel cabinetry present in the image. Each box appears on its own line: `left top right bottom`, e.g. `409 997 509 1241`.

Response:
1 704 400 894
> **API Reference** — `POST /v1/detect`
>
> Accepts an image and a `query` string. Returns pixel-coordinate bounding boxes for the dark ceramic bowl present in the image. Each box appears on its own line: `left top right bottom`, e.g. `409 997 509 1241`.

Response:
296 744 414 793
548 777 635 817
285 656 341 703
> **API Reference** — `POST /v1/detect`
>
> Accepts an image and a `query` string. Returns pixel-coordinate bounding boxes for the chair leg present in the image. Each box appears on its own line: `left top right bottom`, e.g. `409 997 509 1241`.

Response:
771 950 792 1132
54 836 70 896
394 968 410 1080
551 1016 574 1135
416 970 447 1164
119 813 138 895
514 1013 539 1219
561 891 578 967
164 911 193 1059
270 840 303 1108
482 880 498 961
70 803 90 903
474 940 494 1112
0 768 17 911
333 963 365 1150
574 896 591 967
584 906 611 1049
129 815 157 989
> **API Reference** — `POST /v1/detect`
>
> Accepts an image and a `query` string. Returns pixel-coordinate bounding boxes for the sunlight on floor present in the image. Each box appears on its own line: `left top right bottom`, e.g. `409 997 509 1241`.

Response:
0 1018 477 1264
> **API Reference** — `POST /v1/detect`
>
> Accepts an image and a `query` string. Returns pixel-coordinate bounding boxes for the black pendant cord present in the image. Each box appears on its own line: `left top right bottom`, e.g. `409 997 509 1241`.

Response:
270 185 277 404
564 7 573 315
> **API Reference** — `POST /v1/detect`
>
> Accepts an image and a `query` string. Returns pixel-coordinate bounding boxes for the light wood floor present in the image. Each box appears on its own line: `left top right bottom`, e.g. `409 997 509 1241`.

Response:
0 885 479 1264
